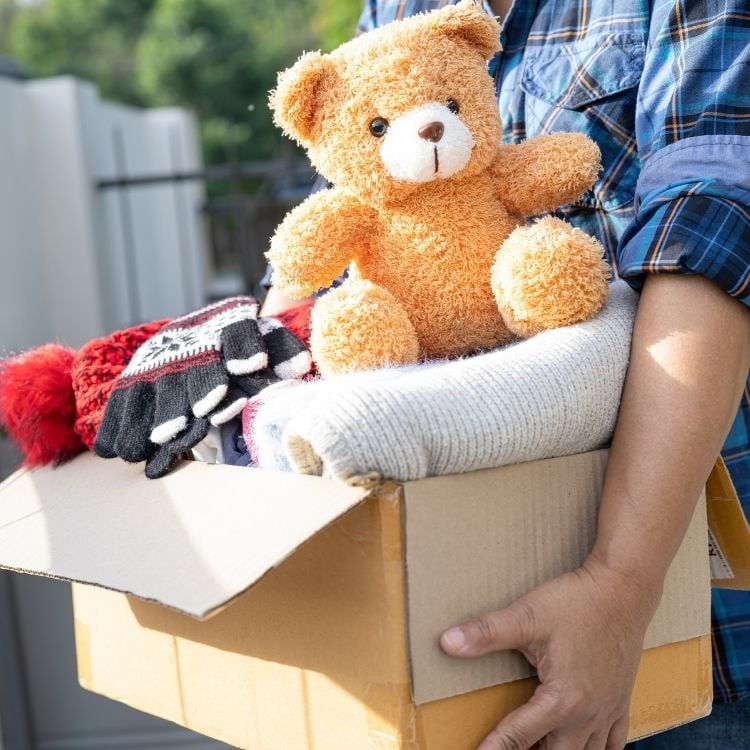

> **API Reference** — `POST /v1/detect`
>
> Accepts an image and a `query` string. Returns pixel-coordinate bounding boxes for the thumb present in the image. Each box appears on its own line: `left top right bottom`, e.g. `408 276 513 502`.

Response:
440 601 535 658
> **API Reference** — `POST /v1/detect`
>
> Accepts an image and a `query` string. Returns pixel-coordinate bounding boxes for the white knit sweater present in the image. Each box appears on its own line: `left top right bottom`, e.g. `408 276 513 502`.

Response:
250 281 638 482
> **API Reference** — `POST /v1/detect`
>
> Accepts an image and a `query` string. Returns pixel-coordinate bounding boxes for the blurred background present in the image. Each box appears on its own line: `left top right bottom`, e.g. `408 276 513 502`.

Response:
0 0 360 747
0 0 363 352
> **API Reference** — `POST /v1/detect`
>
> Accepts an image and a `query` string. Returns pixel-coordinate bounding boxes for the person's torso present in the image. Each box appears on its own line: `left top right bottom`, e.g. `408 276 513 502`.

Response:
360 0 650 267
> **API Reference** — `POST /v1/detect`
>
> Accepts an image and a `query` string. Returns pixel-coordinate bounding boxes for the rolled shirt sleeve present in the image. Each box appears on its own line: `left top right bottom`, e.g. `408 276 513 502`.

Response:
615 0 750 302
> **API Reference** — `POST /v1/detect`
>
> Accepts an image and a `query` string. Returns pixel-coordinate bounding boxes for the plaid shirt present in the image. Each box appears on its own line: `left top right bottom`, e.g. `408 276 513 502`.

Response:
359 0 750 702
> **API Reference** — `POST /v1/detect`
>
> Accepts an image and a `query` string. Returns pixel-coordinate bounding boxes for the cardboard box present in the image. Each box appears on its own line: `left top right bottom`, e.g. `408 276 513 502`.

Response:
706 457 750 590
0 449 712 748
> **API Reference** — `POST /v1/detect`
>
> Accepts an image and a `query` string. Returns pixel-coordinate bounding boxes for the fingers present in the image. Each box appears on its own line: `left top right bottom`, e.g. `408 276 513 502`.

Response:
114 383 157 462
93 387 126 459
440 600 535 658
259 317 313 378
152 360 232 442
477 687 622 750
476 687 569 750
222 318 268 375
470 685 628 750
187 360 228 417
145 416 210 479
150 373 191 445
209 385 251 427
232 371 280 399
582 733 608 750
544 734 599 750
604 715 629 750
537 716 626 750
94 381 157 463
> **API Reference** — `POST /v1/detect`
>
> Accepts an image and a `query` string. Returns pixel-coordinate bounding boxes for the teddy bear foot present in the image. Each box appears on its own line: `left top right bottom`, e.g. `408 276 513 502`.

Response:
310 278 420 377
491 216 610 338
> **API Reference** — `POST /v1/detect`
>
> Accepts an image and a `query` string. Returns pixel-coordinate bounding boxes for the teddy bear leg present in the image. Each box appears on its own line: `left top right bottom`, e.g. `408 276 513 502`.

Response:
491 216 610 338
310 277 420 377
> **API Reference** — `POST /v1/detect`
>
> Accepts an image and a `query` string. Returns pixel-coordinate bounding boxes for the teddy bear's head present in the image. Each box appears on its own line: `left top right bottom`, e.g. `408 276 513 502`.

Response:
270 0 501 206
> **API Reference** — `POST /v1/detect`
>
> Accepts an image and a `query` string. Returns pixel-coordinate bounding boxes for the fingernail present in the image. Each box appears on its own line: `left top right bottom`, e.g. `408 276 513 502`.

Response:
441 627 466 652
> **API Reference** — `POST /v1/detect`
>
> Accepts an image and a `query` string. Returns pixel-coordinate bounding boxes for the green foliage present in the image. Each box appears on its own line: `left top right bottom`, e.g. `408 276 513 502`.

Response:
0 0 20 51
135 0 319 162
7 0 157 105
1 0 364 163
313 0 363 51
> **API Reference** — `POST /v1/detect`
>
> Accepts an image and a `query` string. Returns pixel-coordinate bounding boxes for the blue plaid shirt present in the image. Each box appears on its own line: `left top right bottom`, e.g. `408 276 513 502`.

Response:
358 0 750 702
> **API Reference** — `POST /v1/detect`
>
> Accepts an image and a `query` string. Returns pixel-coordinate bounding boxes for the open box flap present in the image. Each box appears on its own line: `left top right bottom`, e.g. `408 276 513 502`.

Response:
0 453 372 619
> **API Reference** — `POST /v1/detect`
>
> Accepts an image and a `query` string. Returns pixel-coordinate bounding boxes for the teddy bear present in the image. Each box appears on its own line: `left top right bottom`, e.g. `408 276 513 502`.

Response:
267 0 610 377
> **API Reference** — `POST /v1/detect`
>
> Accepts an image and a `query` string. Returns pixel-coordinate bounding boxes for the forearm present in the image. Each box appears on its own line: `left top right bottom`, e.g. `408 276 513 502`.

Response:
590 274 750 602
260 285 310 316
439 274 749 749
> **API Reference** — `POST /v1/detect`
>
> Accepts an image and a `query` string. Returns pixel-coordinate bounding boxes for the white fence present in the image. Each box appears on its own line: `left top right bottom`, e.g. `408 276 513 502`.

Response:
0 74 207 354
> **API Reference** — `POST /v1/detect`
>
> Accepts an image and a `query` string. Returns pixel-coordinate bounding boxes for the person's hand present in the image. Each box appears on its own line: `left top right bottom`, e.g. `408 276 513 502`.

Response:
440 555 661 750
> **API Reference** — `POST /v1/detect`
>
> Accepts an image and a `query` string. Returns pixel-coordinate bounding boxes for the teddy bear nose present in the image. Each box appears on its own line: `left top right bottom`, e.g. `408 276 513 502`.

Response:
418 121 444 143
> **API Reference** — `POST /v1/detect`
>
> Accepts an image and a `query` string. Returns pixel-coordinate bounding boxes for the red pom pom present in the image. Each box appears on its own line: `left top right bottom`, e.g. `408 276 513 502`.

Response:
0 344 85 466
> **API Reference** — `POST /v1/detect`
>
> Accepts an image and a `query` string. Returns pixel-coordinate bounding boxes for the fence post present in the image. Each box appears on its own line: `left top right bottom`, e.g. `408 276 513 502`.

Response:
24 76 109 346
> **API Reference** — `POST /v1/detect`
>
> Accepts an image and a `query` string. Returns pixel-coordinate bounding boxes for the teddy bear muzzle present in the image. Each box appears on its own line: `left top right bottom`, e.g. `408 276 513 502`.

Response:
380 102 474 183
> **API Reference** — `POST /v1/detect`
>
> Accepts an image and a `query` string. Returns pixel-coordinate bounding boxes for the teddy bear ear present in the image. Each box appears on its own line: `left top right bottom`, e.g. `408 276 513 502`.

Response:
269 51 337 146
430 0 501 59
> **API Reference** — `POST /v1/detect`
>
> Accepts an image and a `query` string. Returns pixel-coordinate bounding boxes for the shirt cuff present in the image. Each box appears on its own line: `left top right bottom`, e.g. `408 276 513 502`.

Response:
616 137 750 304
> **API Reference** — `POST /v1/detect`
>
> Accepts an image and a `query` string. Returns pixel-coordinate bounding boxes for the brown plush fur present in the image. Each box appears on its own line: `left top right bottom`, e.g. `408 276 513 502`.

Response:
268 0 609 376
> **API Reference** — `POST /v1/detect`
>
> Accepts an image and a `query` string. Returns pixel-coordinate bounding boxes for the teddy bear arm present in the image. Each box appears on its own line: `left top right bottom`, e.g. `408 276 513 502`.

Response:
267 190 376 298
491 133 601 217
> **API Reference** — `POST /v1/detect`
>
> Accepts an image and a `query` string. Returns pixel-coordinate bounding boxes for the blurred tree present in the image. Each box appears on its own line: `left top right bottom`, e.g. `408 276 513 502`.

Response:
135 0 321 163
0 0 20 52
2 0 364 163
313 0 363 50
6 0 157 104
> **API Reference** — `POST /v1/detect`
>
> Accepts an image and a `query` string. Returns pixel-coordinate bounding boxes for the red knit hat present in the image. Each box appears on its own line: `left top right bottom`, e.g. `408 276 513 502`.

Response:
0 300 315 466
0 319 169 465
71 319 169 449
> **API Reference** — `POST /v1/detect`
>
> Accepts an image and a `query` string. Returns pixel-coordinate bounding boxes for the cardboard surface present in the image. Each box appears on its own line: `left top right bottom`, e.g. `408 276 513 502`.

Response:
73 579 712 749
0 448 714 746
706 457 750 590
69 463 712 748
412 635 712 749
73 488 413 750
404 451 712 703
0 453 371 618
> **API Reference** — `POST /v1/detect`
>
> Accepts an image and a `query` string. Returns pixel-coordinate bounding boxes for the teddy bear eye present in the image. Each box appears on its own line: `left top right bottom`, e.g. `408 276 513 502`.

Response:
447 99 460 115
369 117 389 137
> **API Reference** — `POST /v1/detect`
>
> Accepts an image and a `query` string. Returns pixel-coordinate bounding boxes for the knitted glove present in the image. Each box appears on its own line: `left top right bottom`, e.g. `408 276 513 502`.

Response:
198 315 313 428
250 281 637 482
144 316 311 478
94 297 312 478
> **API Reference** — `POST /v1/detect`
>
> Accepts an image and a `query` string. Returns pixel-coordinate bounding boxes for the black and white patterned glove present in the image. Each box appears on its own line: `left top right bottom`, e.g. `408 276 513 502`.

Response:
94 297 312 478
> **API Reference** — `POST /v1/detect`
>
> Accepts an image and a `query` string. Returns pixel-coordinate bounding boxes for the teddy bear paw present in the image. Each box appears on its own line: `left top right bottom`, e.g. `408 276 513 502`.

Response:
310 278 420 377
492 216 610 338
